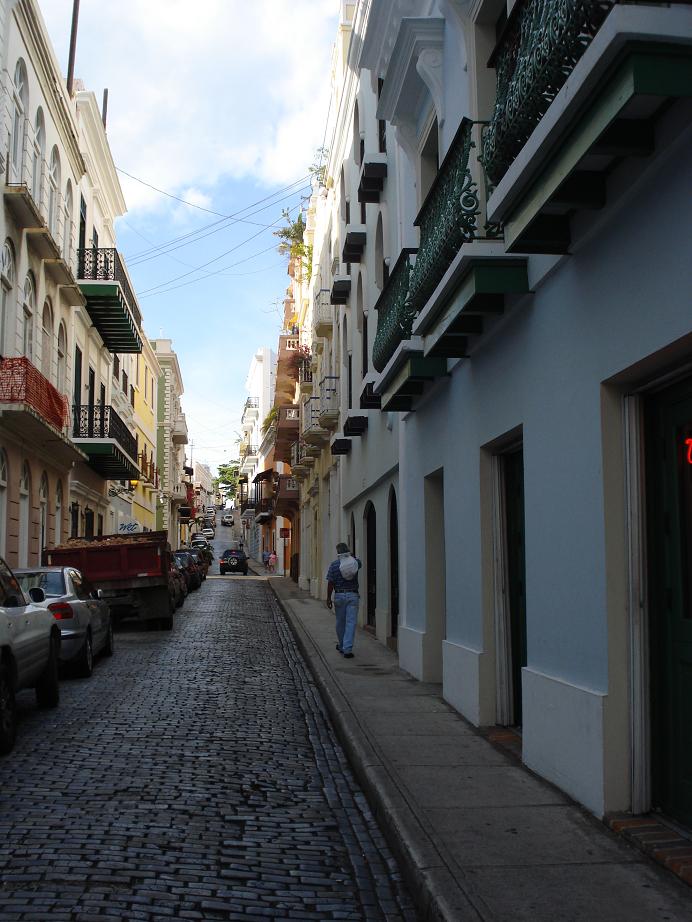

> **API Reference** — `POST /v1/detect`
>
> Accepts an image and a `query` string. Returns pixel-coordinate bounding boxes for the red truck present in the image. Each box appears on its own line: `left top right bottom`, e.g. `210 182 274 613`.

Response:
43 531 175 630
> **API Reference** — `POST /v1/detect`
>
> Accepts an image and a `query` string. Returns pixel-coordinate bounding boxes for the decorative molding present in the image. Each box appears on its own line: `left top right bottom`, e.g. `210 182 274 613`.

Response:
377 18 446 130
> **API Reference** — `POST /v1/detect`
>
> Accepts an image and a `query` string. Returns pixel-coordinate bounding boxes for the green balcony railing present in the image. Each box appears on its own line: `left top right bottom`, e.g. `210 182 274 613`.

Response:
407 118 480 319
481 0 615 187
372 249 416 373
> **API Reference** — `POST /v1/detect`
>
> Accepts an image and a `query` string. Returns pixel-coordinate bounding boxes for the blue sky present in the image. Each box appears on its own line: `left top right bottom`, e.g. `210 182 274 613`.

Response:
38 0 338 473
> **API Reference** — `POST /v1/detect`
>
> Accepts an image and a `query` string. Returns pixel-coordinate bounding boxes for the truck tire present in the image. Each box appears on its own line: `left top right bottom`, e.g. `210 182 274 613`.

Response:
0 663 17 755
160 615 173 631
36 635 60 708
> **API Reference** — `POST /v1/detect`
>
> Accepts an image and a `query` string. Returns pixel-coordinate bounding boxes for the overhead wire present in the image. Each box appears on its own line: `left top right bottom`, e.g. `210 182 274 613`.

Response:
128 187 307 268
121 173 311 261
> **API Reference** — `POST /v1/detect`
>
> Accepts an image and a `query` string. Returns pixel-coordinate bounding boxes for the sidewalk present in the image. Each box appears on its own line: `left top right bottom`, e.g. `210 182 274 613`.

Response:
268 578 692 922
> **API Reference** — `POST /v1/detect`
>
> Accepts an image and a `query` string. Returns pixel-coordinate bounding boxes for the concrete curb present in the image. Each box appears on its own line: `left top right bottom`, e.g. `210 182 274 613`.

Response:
269 583 482 922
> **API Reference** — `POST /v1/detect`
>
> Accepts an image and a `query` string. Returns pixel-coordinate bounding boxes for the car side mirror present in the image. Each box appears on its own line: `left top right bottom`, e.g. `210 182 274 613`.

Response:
93 589 104 599
28 587 45 603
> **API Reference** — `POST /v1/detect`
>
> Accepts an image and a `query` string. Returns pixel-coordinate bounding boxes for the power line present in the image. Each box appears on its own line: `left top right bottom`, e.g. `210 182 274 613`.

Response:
128 188 307 268
138 241 282 298
120 173 311 260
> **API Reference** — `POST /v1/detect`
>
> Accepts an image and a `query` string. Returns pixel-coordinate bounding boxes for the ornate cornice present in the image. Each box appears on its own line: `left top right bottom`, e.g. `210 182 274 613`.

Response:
376 18 446 129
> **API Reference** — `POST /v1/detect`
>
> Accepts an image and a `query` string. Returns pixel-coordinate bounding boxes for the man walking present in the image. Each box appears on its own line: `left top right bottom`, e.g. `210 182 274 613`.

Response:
326 542 361 658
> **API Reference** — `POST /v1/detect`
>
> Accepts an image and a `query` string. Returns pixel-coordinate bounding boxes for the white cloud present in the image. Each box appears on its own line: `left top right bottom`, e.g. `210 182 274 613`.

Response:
39 0 338 211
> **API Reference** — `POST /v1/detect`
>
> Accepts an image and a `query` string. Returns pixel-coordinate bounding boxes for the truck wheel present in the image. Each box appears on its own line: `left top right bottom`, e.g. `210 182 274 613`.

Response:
76 632 94 678
160 616 173 631
0 663 17 755
36 636 60 709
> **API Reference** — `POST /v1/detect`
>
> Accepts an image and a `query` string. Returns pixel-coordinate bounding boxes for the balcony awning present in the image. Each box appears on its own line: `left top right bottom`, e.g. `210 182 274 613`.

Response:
79 283 143 353
252 468 275 483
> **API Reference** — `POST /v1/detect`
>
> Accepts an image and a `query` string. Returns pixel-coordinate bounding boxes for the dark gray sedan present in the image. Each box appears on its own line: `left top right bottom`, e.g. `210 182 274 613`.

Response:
14 567 113 677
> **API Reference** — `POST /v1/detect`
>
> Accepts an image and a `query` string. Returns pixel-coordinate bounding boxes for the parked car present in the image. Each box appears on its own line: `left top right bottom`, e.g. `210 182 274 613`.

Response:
221 514 233 526
173 551 202 590
169 559 187 608
187 548 208 580
0 556 61 754
220 549 249 576
201 527 215 539
15 567 113 677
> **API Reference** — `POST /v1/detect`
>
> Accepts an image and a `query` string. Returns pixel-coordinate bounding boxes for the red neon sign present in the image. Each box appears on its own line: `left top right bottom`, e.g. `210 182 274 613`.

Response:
685 438 692 464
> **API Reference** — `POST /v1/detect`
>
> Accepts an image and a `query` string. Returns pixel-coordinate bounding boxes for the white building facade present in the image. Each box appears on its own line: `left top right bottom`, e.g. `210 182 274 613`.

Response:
304 0 692 829
0 0 143 562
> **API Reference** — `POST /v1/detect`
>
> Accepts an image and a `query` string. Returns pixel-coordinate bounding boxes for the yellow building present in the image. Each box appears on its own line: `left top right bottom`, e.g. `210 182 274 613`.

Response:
131 338 161 530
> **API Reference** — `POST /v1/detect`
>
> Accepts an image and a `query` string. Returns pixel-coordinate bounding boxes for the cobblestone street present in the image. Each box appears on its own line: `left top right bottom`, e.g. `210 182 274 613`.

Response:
0 577 417 922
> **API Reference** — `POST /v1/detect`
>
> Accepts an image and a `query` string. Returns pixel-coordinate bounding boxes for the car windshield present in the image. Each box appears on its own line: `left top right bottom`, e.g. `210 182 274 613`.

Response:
174 552 190 565
16 570 65 597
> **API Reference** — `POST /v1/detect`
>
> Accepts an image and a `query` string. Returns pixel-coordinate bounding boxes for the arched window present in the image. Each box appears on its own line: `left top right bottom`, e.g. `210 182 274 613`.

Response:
54 479 63 545
22 273 35 360
0 239 15 357
0 451 7 557
10 59 28 184
357 274 368 377
32 107 45 204
57 322 67 395
375 213 385 290
39 472 48 552
353 101 363 167
63 180 73 263
48 147 61 238
340 167 349 226
18 461 31 567
41 300 53 379
342 315 352 410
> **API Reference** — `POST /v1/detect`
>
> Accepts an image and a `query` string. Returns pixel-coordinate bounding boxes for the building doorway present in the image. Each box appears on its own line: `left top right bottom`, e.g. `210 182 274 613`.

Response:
424 470 445 681
646 378 692 827
389 488 399 643
365 502 377 628
491 440 527 728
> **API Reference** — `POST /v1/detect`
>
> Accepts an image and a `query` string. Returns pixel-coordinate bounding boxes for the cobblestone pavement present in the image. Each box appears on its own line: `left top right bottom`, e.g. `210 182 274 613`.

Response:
0 577 417 921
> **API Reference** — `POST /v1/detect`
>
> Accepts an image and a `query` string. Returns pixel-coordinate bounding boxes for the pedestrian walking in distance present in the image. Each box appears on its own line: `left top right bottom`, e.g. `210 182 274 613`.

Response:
268 551 277 573
262 549 270 571
326 542 361 658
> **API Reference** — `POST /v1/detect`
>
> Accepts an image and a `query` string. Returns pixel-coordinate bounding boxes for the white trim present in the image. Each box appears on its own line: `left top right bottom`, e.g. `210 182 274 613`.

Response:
623 393 651 814
491 452 512 725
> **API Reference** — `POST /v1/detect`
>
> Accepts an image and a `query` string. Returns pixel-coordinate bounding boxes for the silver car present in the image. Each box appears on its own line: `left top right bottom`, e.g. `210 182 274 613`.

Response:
0 556 61 754
15 567 113 678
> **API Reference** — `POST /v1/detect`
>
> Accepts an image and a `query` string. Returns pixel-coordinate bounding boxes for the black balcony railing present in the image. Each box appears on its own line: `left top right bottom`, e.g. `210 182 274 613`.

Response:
77 248 141 328
481 0 615 187
72 404 137 461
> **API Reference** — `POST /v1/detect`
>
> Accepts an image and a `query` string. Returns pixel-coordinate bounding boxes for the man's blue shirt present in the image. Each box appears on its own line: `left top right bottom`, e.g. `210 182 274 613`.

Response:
326 557 362 593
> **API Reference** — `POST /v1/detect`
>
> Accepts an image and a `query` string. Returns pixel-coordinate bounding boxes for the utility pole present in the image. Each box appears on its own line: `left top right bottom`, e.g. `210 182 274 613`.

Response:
66 0 80 96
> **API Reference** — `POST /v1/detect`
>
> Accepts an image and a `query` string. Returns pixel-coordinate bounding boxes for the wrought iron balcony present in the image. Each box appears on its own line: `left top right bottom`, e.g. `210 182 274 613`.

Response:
372 249 417 373
481 0 615 188
314 287 332 337
302 395 329 446
71 404 139 479
407 119 481 319
242 397 260 424
290 439 311 476
318 376 340 430
77 248 143 353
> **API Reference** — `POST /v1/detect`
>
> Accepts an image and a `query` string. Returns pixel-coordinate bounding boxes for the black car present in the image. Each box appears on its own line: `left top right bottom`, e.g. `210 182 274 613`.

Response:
220 549 249 576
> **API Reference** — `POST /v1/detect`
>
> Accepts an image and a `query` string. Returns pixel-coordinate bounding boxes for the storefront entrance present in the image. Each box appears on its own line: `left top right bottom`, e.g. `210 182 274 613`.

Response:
646 378 692 826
